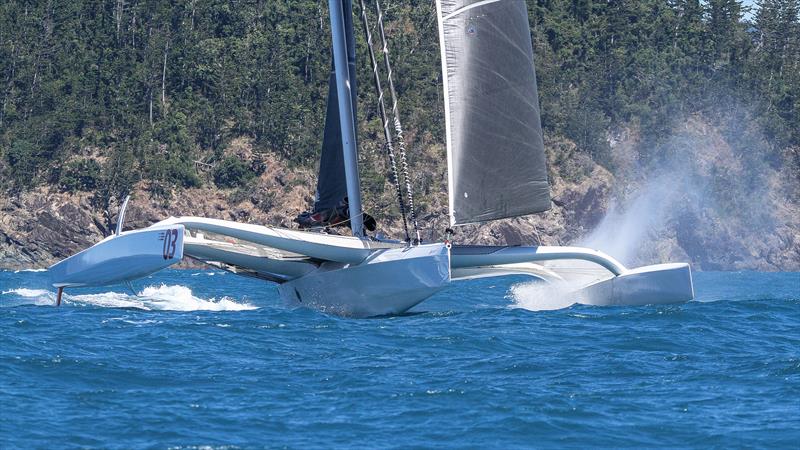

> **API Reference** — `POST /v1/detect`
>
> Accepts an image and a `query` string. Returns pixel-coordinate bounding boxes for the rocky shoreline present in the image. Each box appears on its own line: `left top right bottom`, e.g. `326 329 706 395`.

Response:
2 126 798 272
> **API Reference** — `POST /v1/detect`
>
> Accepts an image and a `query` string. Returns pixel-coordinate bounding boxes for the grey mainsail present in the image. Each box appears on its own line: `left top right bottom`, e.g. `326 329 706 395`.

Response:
436 0 550 226
314 0 359 213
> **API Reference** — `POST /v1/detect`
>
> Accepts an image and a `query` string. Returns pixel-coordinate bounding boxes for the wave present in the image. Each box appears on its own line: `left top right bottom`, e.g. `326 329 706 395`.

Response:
1 284 257 311
13 268 47 273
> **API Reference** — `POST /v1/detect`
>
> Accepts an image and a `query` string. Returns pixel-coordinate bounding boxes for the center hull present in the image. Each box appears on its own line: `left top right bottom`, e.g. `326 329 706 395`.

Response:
277 243 450 317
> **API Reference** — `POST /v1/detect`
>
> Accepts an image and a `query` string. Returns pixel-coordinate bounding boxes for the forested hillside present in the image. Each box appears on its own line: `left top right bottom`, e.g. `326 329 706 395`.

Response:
1 0 798 270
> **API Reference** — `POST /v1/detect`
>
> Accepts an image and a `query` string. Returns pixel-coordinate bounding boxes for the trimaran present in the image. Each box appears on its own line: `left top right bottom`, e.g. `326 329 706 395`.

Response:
48 0 694 316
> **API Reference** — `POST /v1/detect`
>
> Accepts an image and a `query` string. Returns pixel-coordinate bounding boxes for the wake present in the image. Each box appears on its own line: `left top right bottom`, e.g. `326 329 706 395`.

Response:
1 284 257 311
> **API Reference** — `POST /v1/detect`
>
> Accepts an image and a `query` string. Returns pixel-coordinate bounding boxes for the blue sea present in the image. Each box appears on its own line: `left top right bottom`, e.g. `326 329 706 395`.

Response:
1 269 798 448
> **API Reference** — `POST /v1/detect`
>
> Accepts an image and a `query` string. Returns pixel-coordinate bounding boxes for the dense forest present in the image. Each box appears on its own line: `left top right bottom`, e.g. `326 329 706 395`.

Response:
0 0 798 223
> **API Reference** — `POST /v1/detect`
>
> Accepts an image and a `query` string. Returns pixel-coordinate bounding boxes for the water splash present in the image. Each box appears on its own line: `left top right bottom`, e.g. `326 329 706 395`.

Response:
576 113 783 269
1 288 54 306
507 281 578 311
2 288 51 297
134 284 256 311
1 284 257 311
579 172 685 266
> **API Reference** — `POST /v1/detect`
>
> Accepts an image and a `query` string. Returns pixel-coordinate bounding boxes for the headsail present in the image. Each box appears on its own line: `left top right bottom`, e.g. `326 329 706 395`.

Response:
436 0 551 226
314 0 359 213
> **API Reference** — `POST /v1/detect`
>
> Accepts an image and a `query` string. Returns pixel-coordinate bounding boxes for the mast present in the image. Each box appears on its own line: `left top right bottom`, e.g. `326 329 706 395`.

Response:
328 0 365 237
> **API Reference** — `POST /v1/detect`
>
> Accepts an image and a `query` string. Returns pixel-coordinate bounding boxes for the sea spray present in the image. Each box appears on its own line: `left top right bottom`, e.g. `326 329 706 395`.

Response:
2 287 52 297
508 280 578 311
0 284 257 311
0 288 55 307
576 114 781 269
578 171 690 266
508 125 778 309
136 284 257 311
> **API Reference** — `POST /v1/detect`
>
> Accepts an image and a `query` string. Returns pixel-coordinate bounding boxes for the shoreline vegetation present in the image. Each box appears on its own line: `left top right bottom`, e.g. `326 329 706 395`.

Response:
1 0 798 271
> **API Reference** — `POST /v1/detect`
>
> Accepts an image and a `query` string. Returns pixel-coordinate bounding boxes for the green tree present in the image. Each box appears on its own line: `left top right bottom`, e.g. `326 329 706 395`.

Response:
213 156 255 188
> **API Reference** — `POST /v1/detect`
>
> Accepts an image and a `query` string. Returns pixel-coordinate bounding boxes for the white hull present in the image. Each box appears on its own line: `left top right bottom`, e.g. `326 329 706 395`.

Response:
450 245 693 306
574 263 693 306
278 243 450 317
48 225 184 288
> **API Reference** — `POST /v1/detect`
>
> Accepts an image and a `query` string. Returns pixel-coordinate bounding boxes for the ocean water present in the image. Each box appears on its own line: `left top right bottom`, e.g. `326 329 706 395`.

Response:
1 269 798 448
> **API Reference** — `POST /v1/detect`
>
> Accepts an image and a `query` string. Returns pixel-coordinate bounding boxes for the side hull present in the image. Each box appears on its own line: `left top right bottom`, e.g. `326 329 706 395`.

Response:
278 243 450 317
48 225 184 288
450 245 694 306
575 263 694 306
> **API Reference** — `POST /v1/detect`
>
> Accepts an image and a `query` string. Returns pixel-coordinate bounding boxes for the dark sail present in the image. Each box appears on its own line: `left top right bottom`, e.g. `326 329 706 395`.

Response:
436 0 551 226
314 0 358 213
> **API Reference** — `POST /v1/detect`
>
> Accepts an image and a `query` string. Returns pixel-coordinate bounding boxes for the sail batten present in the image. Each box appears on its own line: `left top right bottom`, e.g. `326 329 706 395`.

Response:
443 0 504 20
436 0 551 226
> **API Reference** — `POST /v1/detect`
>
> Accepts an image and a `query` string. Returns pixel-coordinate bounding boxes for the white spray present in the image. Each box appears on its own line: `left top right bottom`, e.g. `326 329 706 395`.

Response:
1 284 258 311
510 112 782 310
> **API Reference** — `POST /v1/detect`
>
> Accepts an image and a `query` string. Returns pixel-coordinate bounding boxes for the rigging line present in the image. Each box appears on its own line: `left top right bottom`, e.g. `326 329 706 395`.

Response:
374 0 421 244
357 0 411 243
302 216 351 232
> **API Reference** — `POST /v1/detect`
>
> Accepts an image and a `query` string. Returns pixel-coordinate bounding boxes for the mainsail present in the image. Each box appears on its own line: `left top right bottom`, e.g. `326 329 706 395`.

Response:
436 0 551 226
314 0 359 213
